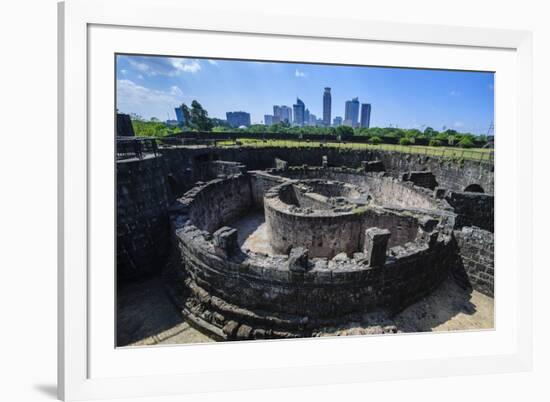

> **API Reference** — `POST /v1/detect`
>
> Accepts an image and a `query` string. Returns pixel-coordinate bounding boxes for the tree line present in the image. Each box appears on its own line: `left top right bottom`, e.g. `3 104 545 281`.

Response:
130 101 490 149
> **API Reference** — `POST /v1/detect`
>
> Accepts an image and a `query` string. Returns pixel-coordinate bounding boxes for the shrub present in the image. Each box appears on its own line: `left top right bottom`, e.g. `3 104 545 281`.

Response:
370 136 381 145
458 137 474 148
399 137 413 146
429 139 442 147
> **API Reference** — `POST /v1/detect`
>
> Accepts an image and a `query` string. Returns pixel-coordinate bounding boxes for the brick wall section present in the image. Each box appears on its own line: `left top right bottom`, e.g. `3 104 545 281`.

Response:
452 227 494 297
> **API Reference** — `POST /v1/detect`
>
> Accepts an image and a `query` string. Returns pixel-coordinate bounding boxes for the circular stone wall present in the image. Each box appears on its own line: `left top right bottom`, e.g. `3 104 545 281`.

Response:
264 180 370 258
171 174 457 340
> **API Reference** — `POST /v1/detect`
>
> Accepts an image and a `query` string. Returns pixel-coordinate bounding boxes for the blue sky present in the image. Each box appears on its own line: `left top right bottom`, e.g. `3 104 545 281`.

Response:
116 55 494 134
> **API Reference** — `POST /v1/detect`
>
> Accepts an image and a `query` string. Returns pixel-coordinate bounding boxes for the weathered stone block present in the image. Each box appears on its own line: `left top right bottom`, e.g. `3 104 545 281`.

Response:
222 320 239 337
364 228 391 267
287 247 309 273
213 226 238 256
275 158 288 170
236 324 253 340
322 155 328 168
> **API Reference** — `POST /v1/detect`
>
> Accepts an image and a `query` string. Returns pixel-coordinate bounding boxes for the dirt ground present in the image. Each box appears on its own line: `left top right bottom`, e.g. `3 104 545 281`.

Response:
233 211 274 255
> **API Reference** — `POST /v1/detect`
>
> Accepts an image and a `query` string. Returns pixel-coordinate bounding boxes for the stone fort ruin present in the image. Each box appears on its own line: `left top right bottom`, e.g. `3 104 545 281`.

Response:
117 142 494 341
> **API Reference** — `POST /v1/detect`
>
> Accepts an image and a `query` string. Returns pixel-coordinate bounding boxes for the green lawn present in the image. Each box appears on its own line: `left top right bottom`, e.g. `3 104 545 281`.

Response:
216 138 493 162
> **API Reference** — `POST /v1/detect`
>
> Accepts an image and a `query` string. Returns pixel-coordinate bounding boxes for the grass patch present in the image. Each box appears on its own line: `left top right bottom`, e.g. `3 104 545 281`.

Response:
216 138 493 162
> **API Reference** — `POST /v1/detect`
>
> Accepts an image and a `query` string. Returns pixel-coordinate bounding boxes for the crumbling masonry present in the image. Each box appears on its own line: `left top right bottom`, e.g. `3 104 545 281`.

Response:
117 145 494 339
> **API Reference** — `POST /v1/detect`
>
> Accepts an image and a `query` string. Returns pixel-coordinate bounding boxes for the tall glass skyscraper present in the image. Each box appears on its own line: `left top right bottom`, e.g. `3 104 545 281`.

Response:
323 87 331 126
174 105 185 126
360 103 372 128
293 98 305 126
344 97 360 127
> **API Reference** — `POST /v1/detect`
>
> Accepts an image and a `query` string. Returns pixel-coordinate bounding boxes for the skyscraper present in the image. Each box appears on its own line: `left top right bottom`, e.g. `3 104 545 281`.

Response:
323 87 331 127
264 114 274 126
304 108 310 126
174 105 186 127
333 116 343 127
293 98 305 126
360 103 372 128
309 113 317 126
226 111 251 127
273 105 292 124
344 97 360 127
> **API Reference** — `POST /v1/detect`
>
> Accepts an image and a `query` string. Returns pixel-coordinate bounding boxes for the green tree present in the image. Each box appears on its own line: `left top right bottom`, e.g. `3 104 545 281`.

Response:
424 127 435 137
190 100 213 131
335 125 354 138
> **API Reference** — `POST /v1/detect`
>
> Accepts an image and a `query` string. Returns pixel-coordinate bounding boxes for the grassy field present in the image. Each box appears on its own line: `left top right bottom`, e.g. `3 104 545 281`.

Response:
216 138 494 162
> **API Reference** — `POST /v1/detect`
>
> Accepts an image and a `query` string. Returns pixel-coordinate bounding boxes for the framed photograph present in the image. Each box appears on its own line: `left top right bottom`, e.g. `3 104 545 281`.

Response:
58 0 533 400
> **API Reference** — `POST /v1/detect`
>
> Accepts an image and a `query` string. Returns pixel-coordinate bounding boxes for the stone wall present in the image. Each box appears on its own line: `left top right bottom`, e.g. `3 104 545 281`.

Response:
362 208 421 249
249 171 286 207
452 227 494 297
117 155 172 282
365 175 441 211
269 167 442 211
181 175 253 233
401 171 438 190
445 191 494 232
207 160 246 177
264 183 367 258
116 145 493 287
173 210 453 339
159 146 494 194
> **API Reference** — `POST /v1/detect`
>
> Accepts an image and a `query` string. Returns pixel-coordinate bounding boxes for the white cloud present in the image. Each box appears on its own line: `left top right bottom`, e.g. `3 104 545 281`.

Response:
295 69 307 78
453 121 465 128
128 59 153 74
169 85 183 97
170 58 201 74
125 56 202 76
120 69 127 75
207 60 219 66
449 90 460 96
117 79 190 120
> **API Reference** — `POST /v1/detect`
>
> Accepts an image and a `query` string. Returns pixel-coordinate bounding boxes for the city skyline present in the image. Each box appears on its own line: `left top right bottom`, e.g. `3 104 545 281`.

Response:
116 54 495 134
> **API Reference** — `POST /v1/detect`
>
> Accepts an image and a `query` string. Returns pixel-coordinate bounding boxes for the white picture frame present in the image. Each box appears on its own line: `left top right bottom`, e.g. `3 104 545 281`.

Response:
58 0 533 400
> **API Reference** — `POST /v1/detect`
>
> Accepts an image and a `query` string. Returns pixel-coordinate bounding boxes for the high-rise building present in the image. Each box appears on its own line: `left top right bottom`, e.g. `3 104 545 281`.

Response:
273 105 292 124
226 111 251 128
264 114 274 126
323 87 331 127
174 105 186 126
273 105 280 121
344 97 360 127
293 98 305 126
309 113 317 126
333 116 343 127
304 108 310 125
360 103 372 128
